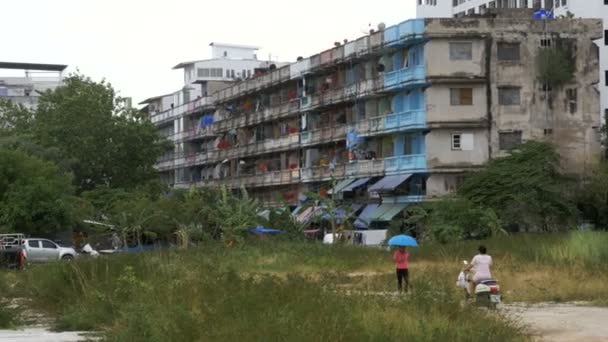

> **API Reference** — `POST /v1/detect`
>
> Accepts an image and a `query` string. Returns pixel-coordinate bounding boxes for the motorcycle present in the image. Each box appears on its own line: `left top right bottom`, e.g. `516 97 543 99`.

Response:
458 260 501 309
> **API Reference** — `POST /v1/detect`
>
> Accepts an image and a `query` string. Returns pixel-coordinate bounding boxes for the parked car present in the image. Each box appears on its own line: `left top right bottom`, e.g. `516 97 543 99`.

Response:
22 238 78 262
0 234 26 269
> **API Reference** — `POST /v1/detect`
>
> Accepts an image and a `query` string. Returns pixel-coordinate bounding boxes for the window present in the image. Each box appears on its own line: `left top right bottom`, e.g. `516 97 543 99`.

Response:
223 51 228 57
197 68 210 77
540 38 552 47
28 240 40 248
499 131 523 150
450 88 473 105
42 240 57 249
566 88 577 114
498 87 521 105
226 69 231 78
497 43 520 61
606 70 608 86
451 133 474 151
605 30 608 46
451 134 462 150
449 42 473 60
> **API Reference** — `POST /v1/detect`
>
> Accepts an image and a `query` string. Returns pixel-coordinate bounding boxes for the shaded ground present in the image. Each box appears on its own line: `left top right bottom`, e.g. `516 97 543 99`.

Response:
504 303 608 342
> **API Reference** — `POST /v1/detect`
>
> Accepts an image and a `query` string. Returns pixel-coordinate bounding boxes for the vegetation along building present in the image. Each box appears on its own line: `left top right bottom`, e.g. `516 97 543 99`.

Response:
148 13 601 228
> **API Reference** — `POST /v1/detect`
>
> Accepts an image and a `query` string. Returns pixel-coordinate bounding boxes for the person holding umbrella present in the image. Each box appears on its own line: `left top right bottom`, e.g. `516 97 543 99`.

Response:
388 234 418 293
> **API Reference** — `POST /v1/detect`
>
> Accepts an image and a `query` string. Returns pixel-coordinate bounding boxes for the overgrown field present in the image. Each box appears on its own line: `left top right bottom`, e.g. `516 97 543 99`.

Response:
3 232 608 341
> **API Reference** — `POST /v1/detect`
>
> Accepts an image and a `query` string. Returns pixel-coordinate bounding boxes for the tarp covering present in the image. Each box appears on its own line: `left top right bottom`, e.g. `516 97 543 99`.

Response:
354 204 380 229
368 174 412 194
342 178 371 192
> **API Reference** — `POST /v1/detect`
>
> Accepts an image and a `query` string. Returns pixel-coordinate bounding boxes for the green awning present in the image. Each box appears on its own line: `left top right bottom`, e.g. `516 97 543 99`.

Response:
377 203 408 222
328 178 356 194
368 204 395 221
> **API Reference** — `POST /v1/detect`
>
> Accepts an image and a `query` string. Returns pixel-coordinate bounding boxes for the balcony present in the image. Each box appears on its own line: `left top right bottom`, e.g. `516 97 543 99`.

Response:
301 165 346 183
150 96 213 125
384 66 426 91
384 110 426 132
384 154 426 173
201 169 301 189
301 126 346 147
345 159 385 177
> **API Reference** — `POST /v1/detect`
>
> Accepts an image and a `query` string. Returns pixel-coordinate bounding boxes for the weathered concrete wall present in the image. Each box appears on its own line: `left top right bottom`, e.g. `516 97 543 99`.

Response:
425 39 486 78
426 128 489 169
425 85 487 124
426 173 463 199
424 17 602 175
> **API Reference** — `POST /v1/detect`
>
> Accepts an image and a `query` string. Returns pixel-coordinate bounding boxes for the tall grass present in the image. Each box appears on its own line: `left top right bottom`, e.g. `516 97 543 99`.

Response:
12 245 528 341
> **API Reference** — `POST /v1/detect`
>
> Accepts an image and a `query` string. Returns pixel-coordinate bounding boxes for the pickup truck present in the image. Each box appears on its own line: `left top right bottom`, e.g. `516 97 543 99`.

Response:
22 238 78 262
0 234 26 269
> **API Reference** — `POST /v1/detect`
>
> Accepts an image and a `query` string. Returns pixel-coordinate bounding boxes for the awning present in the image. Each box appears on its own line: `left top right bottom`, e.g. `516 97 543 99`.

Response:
328 178 356 194
296 207 315 224
368 174 413 194
354 204 380 229
377 203 408 222
342 178 372 192
368 204 396 221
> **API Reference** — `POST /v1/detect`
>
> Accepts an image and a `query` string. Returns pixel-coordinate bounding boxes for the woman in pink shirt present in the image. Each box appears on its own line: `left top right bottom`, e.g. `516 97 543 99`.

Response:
393 246 409 292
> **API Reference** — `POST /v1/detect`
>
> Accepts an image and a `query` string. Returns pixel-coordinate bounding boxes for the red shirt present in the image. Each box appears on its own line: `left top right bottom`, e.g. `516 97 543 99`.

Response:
393 250 409 269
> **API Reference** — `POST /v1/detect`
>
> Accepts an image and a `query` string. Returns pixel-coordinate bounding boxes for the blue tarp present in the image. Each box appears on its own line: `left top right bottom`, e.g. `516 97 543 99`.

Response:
368 174 412 194
200 115 214 128
249 226 282 234
533 9 553 20
346 130 364 150
354 204 380 229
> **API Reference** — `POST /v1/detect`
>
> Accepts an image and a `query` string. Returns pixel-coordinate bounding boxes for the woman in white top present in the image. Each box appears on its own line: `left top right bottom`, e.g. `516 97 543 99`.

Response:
465 245 493 295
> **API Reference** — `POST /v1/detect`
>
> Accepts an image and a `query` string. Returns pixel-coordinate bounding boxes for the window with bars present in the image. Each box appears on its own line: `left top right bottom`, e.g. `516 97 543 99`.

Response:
449 42 473 60
497 42 520 61
498 87 521 106
499 131 522 150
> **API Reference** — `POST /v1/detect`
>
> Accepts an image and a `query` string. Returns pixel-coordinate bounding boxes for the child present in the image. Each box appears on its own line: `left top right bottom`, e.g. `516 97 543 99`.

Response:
393 246 409 292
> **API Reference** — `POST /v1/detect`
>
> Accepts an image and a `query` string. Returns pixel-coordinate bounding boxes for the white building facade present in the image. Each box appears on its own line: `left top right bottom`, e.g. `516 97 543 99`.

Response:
0 62 66 109
416 0 608 122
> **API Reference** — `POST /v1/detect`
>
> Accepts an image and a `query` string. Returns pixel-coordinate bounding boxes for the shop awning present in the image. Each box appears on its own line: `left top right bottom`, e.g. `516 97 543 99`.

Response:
328 178 356 194
368 174 413 194
377 203 408 222
342 178 372 192
354 204 380 229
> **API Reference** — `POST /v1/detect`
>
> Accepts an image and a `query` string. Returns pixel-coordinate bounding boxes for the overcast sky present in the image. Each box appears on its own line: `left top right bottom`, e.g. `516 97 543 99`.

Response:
1 0 416 105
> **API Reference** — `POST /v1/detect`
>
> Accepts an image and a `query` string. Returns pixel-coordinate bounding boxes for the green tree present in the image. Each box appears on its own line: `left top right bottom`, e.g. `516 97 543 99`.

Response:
458 141 576 231
34 74 170 192
576 162 608 229
0 99 35 134
0 148 76 236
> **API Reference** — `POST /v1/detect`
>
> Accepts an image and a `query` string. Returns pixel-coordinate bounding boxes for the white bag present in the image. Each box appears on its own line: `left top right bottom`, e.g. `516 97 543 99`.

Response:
456 271 467 288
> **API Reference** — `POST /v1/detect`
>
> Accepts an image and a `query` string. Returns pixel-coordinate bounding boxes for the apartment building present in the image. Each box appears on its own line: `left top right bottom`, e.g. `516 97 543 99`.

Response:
150 14 601 227
141 43 283 185
0 62 66 109
416 0 608 122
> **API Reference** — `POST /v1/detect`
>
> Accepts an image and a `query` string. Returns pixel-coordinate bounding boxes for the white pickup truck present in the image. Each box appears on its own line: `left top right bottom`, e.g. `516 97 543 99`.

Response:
22 238 78 262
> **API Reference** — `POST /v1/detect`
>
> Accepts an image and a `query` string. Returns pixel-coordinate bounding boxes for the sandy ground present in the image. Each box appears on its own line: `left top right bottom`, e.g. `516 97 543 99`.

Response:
0 328 90 342
503 303 608 342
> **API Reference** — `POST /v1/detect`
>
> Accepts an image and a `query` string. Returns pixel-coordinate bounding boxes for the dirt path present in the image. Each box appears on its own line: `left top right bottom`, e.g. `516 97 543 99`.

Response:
503 303 608 342
0 328 89 341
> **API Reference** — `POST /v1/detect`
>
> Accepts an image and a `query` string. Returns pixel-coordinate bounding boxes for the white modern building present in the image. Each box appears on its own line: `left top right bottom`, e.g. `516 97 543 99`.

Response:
0 62 67 109
416 0 608 121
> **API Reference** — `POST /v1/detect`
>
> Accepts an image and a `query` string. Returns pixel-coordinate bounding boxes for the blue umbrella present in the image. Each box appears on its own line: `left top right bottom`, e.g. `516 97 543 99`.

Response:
388 234 418 247
248 226 282 235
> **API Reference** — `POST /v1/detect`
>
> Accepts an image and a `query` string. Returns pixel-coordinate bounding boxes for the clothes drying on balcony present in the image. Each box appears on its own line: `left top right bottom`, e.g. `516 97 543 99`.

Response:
342 178 372 192
354 204 380 229
368 174 412 194
328 178 356 195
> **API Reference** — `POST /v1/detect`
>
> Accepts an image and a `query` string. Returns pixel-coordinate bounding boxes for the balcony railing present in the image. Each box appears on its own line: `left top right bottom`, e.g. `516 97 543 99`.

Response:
345 159 385 177
300 125 346 147
384 66 426 90
384 154 426 173
384 110 426 132
150 96 213 125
